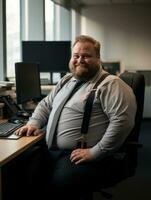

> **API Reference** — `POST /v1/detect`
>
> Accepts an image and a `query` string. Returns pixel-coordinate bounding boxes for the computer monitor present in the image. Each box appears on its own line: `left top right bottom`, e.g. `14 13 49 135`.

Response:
22 41 71 85
102 62 120 75
15 62 42 106
22 41 71 73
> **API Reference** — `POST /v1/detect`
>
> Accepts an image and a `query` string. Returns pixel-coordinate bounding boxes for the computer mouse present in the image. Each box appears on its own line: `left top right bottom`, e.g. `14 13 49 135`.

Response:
22 112 30 117
17 111 30 118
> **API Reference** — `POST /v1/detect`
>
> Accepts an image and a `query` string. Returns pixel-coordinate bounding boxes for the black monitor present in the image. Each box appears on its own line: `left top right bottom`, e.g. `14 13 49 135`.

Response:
22 41 71 73
102 62 120 75
15 62 42 106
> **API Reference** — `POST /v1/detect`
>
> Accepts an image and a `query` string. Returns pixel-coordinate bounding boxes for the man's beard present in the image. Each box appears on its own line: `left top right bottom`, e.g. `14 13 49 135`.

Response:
69 63 100 81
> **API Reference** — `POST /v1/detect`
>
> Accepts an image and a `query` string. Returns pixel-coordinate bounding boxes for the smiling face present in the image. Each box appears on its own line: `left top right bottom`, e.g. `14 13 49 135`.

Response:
69 41 101 81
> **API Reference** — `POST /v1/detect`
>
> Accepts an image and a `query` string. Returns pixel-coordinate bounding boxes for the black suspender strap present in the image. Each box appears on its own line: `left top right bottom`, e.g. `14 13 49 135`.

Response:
55 72 110 149
81 73 110 135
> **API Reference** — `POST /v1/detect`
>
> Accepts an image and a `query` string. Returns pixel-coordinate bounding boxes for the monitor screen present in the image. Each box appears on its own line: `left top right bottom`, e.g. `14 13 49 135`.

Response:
15 62 42 105
102 62 120 75
22 41 71 73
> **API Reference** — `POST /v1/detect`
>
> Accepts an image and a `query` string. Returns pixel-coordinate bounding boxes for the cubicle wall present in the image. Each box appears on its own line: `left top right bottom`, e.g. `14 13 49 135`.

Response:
137 71 151 118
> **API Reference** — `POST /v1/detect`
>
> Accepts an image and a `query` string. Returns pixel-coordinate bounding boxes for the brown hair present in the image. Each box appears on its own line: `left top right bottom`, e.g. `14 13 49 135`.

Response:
73 35 101 58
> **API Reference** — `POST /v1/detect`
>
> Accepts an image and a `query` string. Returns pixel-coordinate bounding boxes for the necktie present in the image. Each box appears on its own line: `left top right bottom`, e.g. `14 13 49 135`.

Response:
46 80 84 148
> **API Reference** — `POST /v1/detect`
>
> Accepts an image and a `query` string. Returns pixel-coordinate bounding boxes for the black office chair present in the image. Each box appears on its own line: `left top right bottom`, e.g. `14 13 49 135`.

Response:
81 71 145 200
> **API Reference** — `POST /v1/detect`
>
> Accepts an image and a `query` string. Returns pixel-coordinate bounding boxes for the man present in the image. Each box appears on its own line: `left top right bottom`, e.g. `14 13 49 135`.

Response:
15 35 136 199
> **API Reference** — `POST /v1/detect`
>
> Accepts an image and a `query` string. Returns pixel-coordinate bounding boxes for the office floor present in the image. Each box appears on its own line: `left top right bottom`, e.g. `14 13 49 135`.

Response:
94 118 151 200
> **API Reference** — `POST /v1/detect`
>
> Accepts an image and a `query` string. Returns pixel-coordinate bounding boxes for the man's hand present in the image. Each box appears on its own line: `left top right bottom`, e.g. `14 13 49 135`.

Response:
70 148 93 165
15 125 43 136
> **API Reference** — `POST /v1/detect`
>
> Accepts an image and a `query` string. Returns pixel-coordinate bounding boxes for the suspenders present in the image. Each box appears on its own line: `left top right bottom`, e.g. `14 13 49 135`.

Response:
54 72 110 149
77 73 110 148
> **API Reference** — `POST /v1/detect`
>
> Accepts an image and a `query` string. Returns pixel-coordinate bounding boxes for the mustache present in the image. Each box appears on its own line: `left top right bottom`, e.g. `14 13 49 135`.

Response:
75 64 89 68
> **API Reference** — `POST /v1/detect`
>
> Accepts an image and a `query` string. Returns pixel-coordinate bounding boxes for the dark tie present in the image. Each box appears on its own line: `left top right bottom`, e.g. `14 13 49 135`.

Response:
46 80 84 148
64 80 85 102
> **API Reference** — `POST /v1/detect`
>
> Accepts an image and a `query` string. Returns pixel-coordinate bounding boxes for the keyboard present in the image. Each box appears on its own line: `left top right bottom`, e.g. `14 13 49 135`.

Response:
0 121 24 139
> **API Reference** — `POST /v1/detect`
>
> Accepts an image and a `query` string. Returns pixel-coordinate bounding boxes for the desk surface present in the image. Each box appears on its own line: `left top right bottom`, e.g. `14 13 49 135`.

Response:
0 134 44 167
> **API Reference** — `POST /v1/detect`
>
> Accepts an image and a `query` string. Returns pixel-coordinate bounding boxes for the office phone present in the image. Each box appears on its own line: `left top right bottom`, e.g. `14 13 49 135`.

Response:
0 95 30 120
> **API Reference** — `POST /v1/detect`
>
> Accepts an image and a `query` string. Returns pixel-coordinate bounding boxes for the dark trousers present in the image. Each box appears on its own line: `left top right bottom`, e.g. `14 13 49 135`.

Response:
40 148 124 200
2 141 136 200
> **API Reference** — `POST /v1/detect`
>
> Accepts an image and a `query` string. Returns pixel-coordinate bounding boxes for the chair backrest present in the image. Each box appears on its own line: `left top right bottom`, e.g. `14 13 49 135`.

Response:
79 71 145 200
119 71 145 144
105 71 146 183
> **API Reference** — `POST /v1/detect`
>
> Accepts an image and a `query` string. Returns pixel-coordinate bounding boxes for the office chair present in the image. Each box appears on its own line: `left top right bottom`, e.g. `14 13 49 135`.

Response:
81 71 145 200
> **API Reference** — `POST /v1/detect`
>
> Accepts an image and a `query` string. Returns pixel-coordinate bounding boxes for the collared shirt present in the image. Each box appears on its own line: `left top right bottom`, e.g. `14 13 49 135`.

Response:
27 68 137 160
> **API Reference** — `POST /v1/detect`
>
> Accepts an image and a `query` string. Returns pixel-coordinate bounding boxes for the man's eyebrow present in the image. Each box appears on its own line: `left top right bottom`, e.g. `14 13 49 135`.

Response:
73 53 91 55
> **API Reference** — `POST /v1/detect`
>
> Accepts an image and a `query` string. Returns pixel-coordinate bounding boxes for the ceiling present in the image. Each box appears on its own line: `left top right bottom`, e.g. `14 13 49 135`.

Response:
78 0 151 6
52 0 151 10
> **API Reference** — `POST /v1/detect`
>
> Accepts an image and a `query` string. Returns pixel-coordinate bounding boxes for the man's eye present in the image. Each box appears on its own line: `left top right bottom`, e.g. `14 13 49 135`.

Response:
83 55 91 59
72 55 92 59
73 55 79 59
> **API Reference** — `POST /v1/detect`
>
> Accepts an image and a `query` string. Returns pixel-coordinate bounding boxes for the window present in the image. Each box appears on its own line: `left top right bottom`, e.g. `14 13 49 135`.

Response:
6 0 21 78
5 0 71 80
45 0 54 40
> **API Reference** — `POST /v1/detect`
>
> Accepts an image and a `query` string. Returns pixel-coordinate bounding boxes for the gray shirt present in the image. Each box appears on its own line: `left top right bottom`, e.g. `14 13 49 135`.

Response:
27 68 137 160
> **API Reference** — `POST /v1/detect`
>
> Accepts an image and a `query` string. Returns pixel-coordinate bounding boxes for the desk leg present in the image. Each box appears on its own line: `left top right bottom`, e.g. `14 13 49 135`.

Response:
0 168 2 200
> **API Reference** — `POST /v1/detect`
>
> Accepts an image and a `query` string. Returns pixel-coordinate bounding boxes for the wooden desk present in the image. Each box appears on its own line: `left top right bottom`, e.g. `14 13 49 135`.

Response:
0 134 44 200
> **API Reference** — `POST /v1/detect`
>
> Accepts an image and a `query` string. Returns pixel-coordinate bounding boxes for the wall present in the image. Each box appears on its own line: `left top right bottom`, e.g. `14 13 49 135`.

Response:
138 70 151 118
81 4 151 72
80 4 151 118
